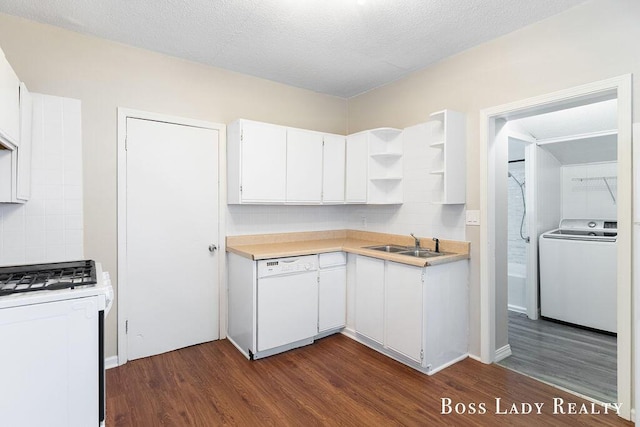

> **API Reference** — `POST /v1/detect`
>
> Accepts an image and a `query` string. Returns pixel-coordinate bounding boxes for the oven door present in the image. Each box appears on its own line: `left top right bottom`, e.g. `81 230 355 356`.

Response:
0 296 101 426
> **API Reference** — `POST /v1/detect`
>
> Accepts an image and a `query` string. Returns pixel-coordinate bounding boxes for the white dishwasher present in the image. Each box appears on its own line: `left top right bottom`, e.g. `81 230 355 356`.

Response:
257 255 319 353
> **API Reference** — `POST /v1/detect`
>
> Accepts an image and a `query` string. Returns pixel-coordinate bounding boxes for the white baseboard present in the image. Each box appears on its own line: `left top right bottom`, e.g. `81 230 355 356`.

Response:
507 304 527 314
105 355 119 370
467 353 482 362
494 344 512 362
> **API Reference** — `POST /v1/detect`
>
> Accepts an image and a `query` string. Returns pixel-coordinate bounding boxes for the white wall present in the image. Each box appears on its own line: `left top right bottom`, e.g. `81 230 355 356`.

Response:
0 94 82 266
562 162 617 220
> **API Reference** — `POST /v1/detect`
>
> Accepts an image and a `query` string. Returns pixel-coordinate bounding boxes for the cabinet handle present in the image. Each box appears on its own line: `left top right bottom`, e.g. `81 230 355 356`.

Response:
208 244 217 253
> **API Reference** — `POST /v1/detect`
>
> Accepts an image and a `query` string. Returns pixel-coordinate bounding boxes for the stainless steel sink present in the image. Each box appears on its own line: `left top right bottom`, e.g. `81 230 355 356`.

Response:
365 245 450 259
398 249 445 258
364 244 408 253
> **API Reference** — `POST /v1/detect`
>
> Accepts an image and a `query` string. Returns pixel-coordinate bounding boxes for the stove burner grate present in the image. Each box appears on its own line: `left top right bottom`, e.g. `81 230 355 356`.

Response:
0 260 97 296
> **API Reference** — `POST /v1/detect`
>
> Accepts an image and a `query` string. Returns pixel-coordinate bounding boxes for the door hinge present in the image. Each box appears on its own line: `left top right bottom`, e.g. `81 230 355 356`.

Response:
125 136 128 151
240 185 243 194
125 320 128 334
420 349 424 361
240 129 243 142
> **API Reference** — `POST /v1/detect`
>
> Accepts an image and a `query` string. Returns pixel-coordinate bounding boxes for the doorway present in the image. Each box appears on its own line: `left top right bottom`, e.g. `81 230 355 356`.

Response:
498 99 619 402
117 109 225 363
479 75 632 420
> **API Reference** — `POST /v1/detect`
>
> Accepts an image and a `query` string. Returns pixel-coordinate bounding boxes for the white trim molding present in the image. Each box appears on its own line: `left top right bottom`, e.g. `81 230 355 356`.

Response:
479 75 633 420
494 344 512 363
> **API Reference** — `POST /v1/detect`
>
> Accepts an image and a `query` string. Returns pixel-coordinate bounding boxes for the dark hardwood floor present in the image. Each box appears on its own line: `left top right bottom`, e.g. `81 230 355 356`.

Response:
498 311 617 403
106 334 631 426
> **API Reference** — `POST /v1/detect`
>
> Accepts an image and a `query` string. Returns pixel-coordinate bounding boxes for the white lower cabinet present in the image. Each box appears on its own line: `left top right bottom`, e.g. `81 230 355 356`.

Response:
384 262 423 363
354 256 385 344
318 252 346 333
354 255 468 375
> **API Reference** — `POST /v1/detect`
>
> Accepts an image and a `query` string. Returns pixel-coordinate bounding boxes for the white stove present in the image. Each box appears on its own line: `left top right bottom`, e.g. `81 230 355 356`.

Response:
0 260 113 427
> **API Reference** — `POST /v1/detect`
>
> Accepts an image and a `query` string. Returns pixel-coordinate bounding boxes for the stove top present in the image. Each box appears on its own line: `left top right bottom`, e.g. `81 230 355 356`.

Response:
0 260 97 296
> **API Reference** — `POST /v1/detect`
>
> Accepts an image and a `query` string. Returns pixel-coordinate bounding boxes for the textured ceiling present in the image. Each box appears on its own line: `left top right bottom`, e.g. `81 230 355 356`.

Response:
0 0 586 97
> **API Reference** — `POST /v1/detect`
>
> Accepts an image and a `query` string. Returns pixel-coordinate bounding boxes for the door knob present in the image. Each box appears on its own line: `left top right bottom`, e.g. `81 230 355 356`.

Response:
208 244 217 252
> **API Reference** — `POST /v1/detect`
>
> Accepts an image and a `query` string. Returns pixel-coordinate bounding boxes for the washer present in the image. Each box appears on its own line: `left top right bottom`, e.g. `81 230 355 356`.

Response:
539 219 617 333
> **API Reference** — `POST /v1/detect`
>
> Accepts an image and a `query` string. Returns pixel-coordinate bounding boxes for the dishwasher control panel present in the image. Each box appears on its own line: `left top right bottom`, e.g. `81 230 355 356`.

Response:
257 255 319 278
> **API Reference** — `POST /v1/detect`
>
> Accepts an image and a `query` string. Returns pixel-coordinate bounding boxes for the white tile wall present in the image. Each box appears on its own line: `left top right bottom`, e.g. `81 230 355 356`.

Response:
562 162 617 220
507 161 527 266
226 204 349 235
0 94 83 266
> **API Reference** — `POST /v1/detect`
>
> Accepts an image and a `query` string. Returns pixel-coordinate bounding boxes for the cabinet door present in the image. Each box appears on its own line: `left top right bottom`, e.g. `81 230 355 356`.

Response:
322 134 345 203
318 266 346 332
16 83 32 201
0 51 20 146
286 128 323 203
385 262 424 363
355 255 384 343
345 133 368 202
241 120 287 203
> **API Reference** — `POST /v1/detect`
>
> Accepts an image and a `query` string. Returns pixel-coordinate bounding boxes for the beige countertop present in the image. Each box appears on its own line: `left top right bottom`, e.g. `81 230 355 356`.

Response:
226 230 470 267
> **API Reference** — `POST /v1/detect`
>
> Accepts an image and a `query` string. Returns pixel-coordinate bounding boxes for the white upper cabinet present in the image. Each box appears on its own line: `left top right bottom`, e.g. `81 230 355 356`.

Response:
16 83 32 201
0 48 21 148
346 128 403 204
367 128 403 204
429 109 466 204
227 119 287 204
227 119 402 205
321 134 345 203
345 132 368 203
286 128 323 203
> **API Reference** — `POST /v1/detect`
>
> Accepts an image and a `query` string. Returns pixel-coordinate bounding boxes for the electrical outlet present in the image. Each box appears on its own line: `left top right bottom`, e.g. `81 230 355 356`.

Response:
361 216 367 228
466 210 480 226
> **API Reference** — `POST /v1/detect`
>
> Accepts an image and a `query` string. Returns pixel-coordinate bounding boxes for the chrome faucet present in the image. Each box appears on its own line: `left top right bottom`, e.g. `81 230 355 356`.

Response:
410 233 420 249
433 237 440 253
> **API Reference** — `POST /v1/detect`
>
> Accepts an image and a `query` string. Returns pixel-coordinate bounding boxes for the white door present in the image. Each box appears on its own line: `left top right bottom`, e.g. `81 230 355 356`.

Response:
286 128 323 203
126 118 219 360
